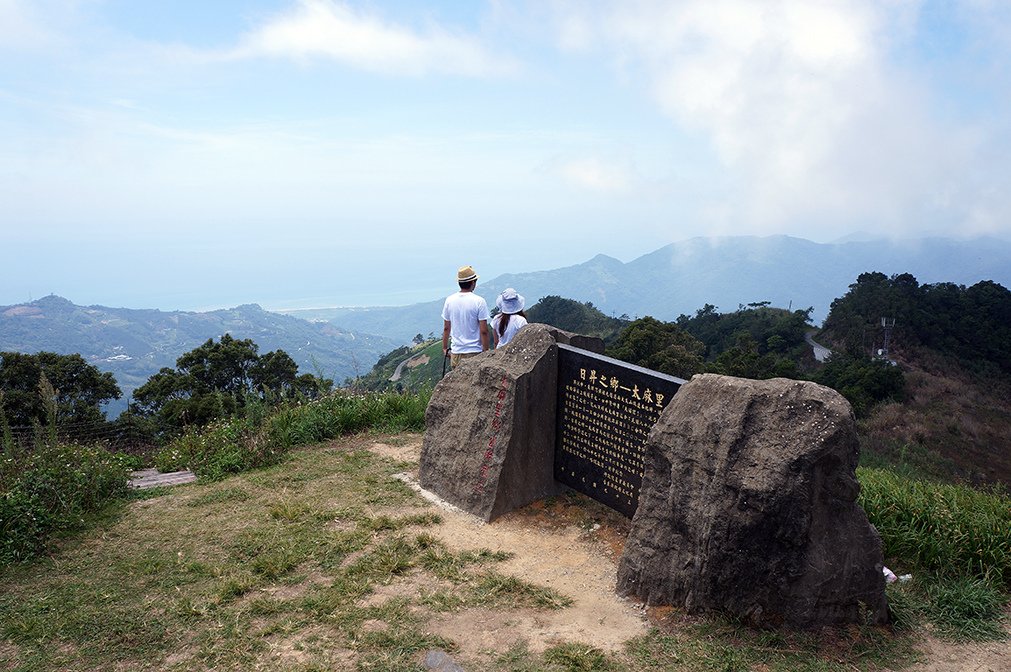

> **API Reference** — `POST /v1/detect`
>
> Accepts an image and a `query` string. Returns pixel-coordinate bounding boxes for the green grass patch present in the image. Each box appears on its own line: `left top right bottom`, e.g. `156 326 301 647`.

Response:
858 467 1011 586
1 442 129 564
858 466 1010 642
0 438 573 671
265 389 431 450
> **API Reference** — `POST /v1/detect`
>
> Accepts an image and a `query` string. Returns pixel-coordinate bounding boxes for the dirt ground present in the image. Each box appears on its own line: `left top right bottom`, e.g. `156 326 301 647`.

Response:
368 437 1010 670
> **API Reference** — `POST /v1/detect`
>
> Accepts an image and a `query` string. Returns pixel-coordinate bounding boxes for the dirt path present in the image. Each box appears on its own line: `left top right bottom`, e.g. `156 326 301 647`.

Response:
370 439 648 655
906 636 1010 672
368 437 1010 669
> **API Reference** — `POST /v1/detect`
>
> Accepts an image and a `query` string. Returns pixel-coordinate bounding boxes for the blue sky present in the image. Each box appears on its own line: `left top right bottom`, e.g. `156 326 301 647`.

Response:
2 0 1010 310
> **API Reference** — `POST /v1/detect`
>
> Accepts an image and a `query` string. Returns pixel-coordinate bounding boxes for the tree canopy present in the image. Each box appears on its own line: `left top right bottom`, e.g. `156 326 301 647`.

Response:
132 335 332 432
606 317 706 379
526 296 628 343
0 351 121 429
821 273 1011 373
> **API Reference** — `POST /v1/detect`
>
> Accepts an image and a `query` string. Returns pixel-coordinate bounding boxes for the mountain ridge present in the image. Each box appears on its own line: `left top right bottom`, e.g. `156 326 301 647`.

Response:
0 297 398 416
291 234 1011 343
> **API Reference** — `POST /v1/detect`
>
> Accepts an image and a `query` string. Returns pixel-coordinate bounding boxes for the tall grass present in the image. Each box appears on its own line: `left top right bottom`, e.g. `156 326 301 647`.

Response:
156 389 431 480
264 388 431 449
858 467 1011 587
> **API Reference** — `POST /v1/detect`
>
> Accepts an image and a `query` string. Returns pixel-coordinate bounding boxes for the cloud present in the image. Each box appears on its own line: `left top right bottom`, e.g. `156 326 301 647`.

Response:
225 0 516 76
558 157 632 193
0 0 66 51
548 0 1011 237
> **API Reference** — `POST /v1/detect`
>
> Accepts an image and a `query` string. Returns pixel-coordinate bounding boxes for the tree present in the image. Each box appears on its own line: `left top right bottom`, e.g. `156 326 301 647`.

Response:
820 272 1011 374
607 317 705 379
708 332 798 380
811 354 905 417
132 336 331 433
250 350 299 398
0 351 121 429
526 296 629 343
413 333 425 345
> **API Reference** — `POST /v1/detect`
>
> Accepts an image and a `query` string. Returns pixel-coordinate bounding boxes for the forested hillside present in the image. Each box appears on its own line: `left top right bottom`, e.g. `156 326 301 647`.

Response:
820 272 1011 373
818 273 1011 485
0 295 396 415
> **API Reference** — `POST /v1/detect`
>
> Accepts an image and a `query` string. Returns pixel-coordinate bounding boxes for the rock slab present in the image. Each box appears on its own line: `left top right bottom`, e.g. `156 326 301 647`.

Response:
617 374 888 625
419 324 563 521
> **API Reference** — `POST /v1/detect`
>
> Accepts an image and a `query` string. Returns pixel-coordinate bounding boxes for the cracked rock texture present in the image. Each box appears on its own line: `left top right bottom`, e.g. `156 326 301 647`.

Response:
420 323 571 521
617 373 888 626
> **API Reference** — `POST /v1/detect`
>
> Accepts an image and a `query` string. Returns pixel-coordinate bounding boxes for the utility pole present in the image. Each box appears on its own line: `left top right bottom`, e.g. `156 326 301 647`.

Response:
879 317 895 360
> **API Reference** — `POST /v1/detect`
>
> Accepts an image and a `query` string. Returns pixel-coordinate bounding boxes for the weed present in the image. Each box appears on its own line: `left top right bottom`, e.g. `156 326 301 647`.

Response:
470 572 573 610
1 442 129 564
921 573 1007 641
544 642 621 671
858 467 1011 586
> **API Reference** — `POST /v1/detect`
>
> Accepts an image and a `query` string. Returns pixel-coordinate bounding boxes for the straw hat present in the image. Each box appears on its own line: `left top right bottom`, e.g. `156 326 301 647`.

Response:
496 288 525 314
457 265 478 282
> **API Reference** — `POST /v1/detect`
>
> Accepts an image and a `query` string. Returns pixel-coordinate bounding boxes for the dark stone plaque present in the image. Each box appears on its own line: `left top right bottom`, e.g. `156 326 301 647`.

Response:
555 344 684 517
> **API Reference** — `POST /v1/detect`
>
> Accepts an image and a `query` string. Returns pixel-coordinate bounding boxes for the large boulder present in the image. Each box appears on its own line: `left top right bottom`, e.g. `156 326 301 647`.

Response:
419 324 563 521
617 374 888 626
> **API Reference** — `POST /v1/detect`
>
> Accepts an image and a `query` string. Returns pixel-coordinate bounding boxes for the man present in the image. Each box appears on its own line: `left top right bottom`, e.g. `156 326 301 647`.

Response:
442 265 490 368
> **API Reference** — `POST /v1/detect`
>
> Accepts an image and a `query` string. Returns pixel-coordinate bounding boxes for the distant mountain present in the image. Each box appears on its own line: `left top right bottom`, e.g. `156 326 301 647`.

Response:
287 235 1011 343
0 296 397 416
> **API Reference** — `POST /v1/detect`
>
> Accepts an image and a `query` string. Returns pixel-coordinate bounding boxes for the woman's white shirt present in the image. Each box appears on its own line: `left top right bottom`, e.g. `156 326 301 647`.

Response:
492 314 527 348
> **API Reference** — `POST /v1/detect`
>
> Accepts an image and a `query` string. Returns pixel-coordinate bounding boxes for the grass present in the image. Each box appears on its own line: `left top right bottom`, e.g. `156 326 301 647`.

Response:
0 433 1004 671
858 467 1011 587
0 435 575 671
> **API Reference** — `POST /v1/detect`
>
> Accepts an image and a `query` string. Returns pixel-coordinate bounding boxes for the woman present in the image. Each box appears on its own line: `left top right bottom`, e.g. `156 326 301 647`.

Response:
491 288 527 348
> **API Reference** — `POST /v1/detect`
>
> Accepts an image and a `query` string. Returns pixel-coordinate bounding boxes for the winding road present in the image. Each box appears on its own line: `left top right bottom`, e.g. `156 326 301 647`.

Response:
805 331 833 363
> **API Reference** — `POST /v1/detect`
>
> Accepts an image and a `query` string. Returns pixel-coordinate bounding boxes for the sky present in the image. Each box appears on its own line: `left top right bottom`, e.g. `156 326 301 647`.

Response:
2 0 1010 311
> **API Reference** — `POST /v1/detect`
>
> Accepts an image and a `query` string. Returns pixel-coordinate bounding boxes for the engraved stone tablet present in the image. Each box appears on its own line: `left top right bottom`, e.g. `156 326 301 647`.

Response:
554 344 684 517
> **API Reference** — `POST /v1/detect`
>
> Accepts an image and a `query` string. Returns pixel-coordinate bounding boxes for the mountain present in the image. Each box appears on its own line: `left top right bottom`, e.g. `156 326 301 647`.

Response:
285 235 1011 343
0 296 398 416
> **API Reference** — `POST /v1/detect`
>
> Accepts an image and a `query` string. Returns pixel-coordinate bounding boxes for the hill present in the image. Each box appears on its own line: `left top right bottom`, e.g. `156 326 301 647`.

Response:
286 235 1011 344
0 295 397 416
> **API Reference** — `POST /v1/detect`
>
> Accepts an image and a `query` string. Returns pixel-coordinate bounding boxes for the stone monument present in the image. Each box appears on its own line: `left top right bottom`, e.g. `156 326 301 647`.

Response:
616 374 889 625
420 324 599 521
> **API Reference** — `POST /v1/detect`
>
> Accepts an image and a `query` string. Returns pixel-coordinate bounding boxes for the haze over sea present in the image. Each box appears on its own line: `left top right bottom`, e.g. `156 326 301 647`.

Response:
3 2 1011 312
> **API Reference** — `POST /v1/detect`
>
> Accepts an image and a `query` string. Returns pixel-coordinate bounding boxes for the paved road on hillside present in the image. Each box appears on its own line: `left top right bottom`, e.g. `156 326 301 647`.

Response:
805 332 833 362
390 353 428 382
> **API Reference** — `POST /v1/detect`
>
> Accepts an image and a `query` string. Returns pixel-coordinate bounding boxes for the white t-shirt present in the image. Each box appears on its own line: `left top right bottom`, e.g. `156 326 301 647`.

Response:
491 313 527 348
442 291 490 353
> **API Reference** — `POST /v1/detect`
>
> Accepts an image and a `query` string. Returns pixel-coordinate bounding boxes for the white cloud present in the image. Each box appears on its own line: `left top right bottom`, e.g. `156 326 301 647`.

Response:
0 0 65 51
548 0 1011 237
558 157 632 193
225 0 516 76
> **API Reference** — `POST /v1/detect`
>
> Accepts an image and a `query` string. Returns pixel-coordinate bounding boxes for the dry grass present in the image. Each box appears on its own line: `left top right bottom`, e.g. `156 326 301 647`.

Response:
859 352 1011 486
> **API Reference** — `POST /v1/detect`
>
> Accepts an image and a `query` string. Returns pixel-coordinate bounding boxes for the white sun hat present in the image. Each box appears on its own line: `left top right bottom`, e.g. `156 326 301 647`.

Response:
496 288 525 314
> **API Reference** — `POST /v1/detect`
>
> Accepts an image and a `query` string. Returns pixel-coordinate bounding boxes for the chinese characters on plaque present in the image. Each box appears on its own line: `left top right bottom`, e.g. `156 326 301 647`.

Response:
554 344 684 518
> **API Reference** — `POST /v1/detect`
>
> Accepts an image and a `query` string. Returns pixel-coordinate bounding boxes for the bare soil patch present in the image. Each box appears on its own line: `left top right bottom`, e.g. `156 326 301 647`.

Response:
368 437 648 656
406 355 430 369
907 635 1010 672
369 440 423 464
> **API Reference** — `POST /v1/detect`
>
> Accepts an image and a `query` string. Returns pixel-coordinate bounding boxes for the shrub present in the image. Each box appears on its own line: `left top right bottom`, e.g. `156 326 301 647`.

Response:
1 443 129 564
156 416 279 482
155 389 431 481
858 467 1011 587
265 389 430 450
